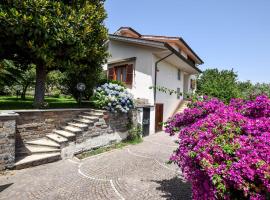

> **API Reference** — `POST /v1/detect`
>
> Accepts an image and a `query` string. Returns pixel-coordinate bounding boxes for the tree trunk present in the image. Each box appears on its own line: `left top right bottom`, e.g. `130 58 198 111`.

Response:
33 65 46 108
21 82 30 100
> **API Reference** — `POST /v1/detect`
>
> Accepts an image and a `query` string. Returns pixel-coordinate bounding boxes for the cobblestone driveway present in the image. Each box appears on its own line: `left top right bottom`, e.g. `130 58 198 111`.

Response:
0 132 192 200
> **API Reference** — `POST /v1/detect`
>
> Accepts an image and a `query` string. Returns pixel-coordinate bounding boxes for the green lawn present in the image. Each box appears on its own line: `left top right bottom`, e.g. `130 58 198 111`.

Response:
0 96 93 110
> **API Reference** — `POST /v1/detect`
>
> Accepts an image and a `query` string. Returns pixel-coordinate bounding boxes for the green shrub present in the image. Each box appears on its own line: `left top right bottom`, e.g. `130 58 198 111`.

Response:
50 89 61 98
127 124 142 142
197 68 241 103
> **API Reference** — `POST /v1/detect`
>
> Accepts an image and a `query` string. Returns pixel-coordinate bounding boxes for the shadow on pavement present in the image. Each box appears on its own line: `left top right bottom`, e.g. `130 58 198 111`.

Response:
152 176 192 200
0 183 13 192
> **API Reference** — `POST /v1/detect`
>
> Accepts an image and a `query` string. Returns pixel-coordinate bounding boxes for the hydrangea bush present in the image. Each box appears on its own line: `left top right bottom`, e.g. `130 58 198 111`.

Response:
165 95 270 200
92 83 134 113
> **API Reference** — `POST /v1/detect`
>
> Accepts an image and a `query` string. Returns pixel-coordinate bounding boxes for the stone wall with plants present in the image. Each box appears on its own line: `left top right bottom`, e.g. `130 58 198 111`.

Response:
15 109 92 147
77 112 131 142
61 111 134 158
0 108 137 170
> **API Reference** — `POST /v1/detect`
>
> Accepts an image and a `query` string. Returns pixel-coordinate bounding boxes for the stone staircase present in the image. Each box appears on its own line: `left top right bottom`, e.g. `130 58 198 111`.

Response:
15 109 106 170
176 100 190 114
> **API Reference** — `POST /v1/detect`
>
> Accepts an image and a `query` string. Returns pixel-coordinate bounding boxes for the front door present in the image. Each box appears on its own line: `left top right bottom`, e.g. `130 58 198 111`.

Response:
142 107 150 136
155 104 164 132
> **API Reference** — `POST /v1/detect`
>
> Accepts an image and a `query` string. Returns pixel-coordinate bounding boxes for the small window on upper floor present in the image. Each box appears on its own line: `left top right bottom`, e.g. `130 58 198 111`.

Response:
177 69 181 80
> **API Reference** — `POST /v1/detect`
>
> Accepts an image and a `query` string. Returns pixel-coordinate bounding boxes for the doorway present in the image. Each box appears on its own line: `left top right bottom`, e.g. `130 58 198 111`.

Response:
142 107 150 136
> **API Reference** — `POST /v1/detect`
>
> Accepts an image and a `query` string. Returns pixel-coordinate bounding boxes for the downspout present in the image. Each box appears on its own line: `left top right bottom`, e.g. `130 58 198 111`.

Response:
154 52 174 103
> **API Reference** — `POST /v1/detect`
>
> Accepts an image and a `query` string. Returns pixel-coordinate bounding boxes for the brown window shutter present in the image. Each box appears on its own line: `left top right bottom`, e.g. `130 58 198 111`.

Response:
108 67 116 80
126 64 133 85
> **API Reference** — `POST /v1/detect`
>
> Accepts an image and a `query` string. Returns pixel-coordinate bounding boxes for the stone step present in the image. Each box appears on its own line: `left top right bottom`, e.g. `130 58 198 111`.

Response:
74 118 94 125
15 153 61 170
79 115 99 122
46 134 68 144
53 130 76 139
17 145 60 155
95 121 106 126
61 125 82 133
177 109 187 113
25 138 60 148
178 107 187 110
89 108 106 113
67 122 88 129
84 112 104 117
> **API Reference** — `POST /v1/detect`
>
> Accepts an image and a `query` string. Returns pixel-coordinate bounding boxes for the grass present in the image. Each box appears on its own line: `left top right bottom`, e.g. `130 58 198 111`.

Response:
76 137 143 159
0 95 93 110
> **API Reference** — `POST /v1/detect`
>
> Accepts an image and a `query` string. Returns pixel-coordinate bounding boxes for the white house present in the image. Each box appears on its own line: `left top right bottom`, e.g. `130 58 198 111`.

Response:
104 27 203 136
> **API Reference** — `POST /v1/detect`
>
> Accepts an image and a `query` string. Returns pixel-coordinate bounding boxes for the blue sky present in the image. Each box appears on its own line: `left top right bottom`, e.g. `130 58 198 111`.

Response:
105 0 270 83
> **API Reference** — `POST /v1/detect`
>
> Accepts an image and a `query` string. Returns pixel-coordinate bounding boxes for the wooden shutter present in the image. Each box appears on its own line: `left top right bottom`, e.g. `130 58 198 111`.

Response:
108 67 115 80
126 64 133 85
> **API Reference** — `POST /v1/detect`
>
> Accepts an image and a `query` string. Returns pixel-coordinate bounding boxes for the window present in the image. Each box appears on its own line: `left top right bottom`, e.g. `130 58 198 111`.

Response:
116 66 127 82
177 69 181 80
177 88 181 99
108 64 133 85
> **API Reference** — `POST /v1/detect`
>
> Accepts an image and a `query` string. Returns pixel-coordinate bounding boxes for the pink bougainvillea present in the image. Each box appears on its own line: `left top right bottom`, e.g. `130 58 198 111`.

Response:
165 95 270 200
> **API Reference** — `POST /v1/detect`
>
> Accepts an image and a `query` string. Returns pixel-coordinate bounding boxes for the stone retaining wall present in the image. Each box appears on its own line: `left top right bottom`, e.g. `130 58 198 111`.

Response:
0 112 18 170
62 112 132 158
15 109 92 147
0 109 135 170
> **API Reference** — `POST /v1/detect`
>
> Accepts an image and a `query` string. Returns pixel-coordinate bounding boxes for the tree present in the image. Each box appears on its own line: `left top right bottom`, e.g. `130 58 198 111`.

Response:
46 70 65 97
0 59 22 94
251 83 270 97
0 0 108 108
237 80 253 99
63 66 103 100
197 68 240 103
17 65 36 100
237 81 270 99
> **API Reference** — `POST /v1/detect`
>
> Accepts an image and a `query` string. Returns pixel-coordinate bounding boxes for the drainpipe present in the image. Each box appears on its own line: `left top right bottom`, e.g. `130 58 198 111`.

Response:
154 53 174 103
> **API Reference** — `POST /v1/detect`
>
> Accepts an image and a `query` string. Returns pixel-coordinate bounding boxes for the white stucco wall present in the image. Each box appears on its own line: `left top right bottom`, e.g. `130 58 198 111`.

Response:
108 40 156 134
155 58 184 121
108 40 155 104
107 39 197 134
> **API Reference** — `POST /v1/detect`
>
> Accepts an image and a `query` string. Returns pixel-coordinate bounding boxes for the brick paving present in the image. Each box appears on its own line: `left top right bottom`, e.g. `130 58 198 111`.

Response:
0 132 192 200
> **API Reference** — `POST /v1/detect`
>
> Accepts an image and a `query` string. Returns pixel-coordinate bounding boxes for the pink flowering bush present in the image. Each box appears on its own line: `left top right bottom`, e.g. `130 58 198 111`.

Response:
165 95 270 200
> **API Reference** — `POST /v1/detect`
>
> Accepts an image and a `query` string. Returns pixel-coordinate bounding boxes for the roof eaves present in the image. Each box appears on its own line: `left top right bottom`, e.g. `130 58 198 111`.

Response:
108 57 136 65
142 36 204 64
142 35 180 40
108 34 202 73
179 37 204 64
115 27 142 37
109 34 166 49
164 43 202 73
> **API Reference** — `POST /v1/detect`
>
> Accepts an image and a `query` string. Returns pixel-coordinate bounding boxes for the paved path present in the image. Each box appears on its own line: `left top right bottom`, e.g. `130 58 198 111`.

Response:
0 132 192 200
